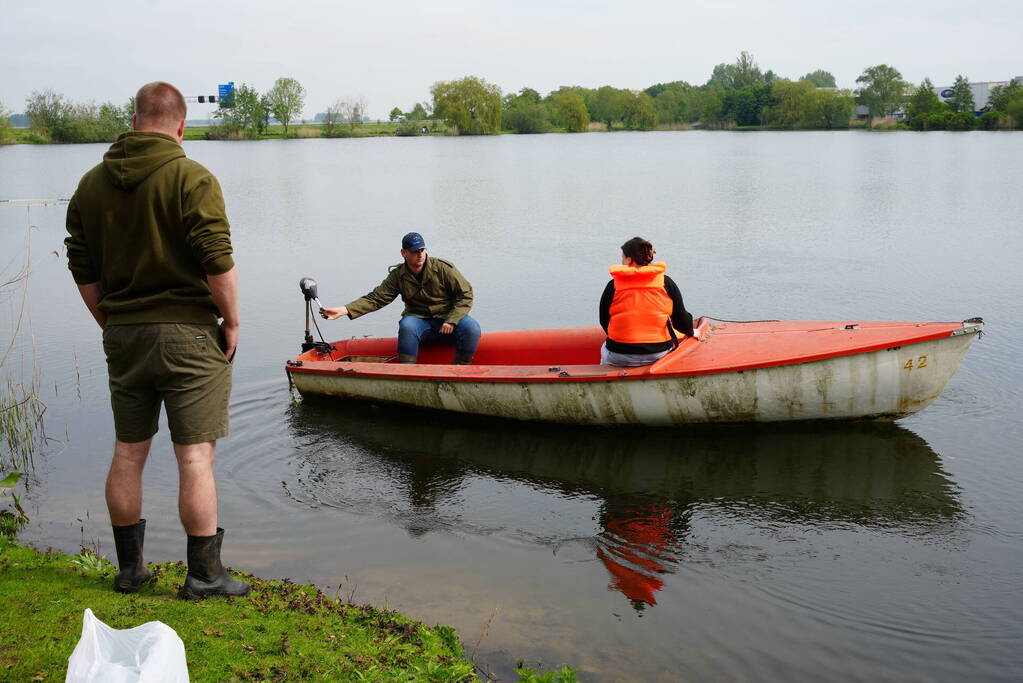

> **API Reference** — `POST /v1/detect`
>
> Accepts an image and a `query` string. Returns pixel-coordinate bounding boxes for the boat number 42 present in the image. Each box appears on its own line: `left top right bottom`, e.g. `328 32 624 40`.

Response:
904 355 928 370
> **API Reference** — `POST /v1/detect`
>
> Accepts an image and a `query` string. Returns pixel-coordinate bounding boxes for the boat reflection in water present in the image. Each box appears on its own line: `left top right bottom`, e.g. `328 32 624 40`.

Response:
287 398 963 610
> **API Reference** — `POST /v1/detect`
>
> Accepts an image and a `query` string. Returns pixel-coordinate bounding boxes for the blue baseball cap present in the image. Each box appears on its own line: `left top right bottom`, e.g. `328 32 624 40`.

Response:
401 232 427 250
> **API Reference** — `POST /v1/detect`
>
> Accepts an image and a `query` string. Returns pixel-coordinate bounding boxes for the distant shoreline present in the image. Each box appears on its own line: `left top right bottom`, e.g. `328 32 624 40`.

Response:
7 118 1021 146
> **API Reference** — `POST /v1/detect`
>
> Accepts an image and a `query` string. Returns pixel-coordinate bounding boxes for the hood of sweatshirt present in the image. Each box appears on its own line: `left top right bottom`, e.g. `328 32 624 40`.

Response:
102 131 185 190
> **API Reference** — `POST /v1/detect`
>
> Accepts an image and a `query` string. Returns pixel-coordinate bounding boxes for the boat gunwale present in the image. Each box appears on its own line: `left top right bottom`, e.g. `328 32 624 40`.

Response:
285 323 978 384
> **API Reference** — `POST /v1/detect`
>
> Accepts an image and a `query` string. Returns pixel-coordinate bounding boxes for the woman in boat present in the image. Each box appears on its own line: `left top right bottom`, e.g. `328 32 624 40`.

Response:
599 237 694 367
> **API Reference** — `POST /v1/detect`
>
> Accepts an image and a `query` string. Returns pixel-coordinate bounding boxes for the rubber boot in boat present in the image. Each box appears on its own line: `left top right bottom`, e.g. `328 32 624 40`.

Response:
112 519 153 593
453 352 474 365
178 528 250 599
398 354 417 364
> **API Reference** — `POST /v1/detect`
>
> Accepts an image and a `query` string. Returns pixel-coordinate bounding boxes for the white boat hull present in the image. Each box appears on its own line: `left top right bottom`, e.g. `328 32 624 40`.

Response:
290 330 977 425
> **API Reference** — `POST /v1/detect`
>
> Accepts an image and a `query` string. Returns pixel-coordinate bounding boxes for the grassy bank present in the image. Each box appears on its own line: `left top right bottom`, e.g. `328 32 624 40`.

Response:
0 537 482 681
182 122 411 141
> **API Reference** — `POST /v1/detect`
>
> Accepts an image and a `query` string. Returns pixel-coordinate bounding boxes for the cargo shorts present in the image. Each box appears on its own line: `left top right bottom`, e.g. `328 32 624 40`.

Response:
102 323 232 445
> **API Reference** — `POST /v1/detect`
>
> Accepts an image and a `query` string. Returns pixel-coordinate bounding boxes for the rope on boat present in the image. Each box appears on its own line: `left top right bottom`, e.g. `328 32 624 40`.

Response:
707 317 781 323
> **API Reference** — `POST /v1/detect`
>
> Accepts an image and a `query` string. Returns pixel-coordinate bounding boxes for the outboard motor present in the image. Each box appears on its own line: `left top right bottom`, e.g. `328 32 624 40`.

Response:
298 277 334 354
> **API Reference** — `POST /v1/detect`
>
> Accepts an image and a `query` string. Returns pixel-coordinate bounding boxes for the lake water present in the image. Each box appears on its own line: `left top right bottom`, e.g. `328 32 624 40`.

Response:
2 131 1022 681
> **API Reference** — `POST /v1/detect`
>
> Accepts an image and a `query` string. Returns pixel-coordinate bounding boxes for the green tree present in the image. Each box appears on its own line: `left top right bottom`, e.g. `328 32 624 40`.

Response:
760 79 816 128
708 63 736 90
24 90 128 143
815 89 855 128
694 83 727 126
708 52 766 92
589 86 632 128
516 87 541 105
801 70 837 88
504 89 551 133
907 78 943 121
322 101 345 137
947 111 976 130
267 77 306 137
855 64 908 125
504 102 551 133
1006 95 1023 129
988 78 1022 113
389 107 403 122
258 95 273 136
732 51 764 88
96 102 130 139
210 83 262 139
0 102 13 144
622 92 656 130
722 84 773 126
977 110 1006 130
407 102 429 121
549 91 589 132
648 82 693 124
945 75 975 114
25 89 70 140
431 76 502 135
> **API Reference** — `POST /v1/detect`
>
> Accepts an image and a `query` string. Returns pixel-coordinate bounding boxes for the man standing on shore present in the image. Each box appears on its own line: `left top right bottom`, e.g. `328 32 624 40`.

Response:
65 81 248 599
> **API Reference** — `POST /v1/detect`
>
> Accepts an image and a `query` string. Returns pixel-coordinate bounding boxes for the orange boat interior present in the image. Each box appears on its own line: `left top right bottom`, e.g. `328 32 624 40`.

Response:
288 318 964 381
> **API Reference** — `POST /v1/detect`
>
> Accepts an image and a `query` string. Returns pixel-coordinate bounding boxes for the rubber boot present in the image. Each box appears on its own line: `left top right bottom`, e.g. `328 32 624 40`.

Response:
112 519 153 593
178 528 250 599
398 354 417 364
453 352 474 365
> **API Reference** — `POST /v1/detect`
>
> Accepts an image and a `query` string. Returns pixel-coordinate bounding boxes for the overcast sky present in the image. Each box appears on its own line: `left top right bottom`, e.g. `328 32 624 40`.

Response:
3 0 1021 120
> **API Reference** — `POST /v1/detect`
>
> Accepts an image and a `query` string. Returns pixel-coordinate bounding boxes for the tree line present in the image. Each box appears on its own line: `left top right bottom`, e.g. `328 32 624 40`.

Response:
855 65 1023 130
404 55 857 135
420 54 1020 135
2 90 132 144
4 54 1022 144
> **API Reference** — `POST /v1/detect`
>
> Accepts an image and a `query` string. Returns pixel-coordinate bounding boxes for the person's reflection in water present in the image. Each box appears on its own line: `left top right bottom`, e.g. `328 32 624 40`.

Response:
287 401 963 615
596 499 679 609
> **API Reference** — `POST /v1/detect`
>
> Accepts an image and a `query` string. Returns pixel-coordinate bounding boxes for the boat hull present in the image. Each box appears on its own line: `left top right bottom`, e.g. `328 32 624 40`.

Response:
289 327 978 425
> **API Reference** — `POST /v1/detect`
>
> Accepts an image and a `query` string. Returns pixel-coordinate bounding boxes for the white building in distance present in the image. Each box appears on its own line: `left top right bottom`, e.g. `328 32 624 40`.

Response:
933 77 1023 113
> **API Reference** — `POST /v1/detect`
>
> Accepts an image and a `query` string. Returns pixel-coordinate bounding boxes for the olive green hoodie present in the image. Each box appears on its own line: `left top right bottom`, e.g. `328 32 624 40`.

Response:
346 256 473 325
65 131 234 325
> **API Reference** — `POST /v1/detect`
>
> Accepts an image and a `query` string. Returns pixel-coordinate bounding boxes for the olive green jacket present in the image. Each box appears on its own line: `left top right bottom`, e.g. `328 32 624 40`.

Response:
346 256 473 325
65 131 234 325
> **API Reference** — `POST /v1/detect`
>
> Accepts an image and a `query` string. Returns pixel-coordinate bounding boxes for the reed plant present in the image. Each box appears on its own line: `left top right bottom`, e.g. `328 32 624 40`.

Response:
1 206 49 535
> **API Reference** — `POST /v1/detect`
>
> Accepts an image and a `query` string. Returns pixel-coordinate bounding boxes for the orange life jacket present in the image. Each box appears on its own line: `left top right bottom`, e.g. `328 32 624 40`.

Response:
607 262 674 344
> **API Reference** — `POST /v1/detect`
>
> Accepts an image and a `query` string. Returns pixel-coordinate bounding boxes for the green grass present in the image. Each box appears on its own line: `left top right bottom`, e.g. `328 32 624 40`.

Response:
0 537 477 681
6 128 48 144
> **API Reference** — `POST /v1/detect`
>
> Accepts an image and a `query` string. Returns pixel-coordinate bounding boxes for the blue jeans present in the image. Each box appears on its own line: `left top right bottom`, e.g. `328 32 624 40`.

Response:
600 342 670 367
397 315 481 360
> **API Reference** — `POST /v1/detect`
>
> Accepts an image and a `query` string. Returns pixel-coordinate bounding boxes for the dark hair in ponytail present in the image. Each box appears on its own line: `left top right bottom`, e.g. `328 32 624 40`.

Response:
621 237 655 266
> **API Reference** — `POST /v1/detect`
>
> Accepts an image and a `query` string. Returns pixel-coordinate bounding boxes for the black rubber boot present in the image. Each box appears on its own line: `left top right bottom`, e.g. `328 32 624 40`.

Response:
112 519 153 593
453 353 474 365
178 528 250 600
398 354 417 364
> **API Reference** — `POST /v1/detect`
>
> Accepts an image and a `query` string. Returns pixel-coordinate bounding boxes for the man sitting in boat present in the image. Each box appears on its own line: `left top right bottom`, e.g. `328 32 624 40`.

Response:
599 236 694 367
321 232 482 364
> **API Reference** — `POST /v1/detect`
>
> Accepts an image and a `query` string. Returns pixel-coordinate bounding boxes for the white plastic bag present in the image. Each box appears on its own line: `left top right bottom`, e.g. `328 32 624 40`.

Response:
66 608 189 683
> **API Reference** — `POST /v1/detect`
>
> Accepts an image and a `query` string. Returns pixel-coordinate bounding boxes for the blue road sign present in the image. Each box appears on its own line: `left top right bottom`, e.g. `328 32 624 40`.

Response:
217 82 235 99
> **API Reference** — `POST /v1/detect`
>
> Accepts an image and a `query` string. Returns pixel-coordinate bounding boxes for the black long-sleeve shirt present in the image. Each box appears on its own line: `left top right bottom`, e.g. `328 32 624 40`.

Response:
599 275 694 354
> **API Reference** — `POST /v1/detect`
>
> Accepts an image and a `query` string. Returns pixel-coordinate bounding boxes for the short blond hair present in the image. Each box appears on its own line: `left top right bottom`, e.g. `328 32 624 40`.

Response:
135 81 187 126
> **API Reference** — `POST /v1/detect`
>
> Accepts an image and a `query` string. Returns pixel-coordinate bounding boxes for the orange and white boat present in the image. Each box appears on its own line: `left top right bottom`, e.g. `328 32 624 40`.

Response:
285 317 983 426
